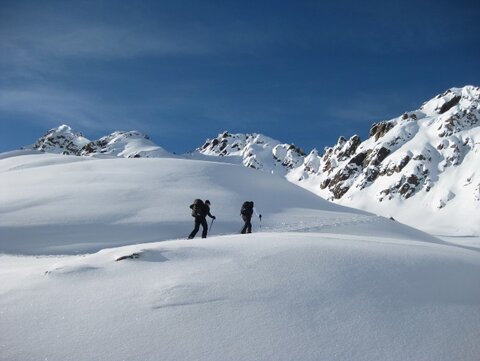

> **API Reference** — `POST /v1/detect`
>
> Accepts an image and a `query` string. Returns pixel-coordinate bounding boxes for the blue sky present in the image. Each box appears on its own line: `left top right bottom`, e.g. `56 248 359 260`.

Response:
1 0 479 154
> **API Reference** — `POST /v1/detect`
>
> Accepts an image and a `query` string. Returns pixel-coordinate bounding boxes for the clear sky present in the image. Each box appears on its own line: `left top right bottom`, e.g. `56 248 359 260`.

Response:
1 0 479 154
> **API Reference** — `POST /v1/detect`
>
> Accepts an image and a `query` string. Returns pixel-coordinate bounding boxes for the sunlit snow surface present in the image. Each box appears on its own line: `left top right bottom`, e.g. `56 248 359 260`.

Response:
1 152 479 361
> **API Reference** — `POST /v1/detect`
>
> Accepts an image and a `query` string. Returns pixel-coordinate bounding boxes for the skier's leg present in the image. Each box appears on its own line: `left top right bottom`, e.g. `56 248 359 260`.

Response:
247 216 252 233
240 216 248 234
201 218 208 238
188 218 201 239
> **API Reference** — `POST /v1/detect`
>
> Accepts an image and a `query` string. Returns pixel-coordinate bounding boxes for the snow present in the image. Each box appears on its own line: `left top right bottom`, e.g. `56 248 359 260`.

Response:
331 117 480 235
24 124 173 158
291 87 480 236
2 234 480 361
192 132 304 175
1 153 441 255
17 86 480 238
1 152 480 361
82 130 173 158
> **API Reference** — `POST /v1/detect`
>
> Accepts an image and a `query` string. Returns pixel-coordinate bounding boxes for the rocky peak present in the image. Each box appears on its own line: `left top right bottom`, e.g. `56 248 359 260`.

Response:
297 85 480 210
32 124 90 155
196 131 305 173
28 125 170 158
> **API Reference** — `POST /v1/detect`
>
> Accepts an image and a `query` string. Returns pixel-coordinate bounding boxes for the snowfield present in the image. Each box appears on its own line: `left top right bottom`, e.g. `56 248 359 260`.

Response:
1 152 480 361
0 151 428 255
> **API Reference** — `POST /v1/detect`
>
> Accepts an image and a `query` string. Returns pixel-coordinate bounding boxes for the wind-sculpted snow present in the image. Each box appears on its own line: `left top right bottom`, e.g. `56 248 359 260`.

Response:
1 233 480 361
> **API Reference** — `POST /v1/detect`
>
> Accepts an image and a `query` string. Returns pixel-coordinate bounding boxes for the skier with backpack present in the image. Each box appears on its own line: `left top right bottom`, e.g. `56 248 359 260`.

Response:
188 199 216 239
240 201 261 234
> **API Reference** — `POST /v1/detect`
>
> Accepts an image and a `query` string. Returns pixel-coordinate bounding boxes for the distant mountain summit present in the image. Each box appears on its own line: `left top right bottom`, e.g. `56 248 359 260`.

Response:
79 130 171 158
194 132 305 174
32 124 90 155
28 125 171 158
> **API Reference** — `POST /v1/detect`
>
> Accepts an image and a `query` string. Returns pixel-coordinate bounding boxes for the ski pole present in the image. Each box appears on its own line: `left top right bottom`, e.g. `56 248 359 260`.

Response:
259 214 262 230
210 218 215 234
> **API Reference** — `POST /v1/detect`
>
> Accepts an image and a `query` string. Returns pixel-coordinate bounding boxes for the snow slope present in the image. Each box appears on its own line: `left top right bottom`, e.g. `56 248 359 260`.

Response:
1 233 480 361
0 152 432 254
1 152 480 361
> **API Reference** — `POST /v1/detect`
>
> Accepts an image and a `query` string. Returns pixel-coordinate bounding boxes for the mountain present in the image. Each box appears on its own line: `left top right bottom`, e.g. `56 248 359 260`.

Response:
28 124 172 158
20 85 480 235
289 85 480 235
30 124 91 154
293 86 480 201
195 86 480 235
194 131 306 174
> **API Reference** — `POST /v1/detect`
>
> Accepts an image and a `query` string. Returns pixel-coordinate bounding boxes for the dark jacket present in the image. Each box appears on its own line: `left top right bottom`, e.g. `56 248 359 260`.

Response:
202 204 215 219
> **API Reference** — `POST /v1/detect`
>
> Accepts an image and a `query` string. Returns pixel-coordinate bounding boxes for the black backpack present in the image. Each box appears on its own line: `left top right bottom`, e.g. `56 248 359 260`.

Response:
191 199 204 217
241 201 254 216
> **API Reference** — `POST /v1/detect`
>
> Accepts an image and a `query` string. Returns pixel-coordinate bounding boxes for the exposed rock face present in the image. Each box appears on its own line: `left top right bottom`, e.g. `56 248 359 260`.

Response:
369 121 394 141
291 86 480 206
31 125 90 155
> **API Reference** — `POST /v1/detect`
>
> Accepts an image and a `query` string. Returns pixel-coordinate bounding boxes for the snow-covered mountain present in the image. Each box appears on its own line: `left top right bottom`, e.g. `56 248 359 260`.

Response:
195 86 480 235
290 85 480 235
31 124 91 154
194 131 305 174
28 124 172 158
19 85 480 235
294 86 479 201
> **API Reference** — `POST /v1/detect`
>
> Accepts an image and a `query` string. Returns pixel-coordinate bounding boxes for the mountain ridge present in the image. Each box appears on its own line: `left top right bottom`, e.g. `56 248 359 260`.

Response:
27 125 172 158
17 85 480 235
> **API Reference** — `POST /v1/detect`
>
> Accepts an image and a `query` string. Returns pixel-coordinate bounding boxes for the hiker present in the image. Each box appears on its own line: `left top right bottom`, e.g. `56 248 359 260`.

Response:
188 199 216 239
240 201 261 234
